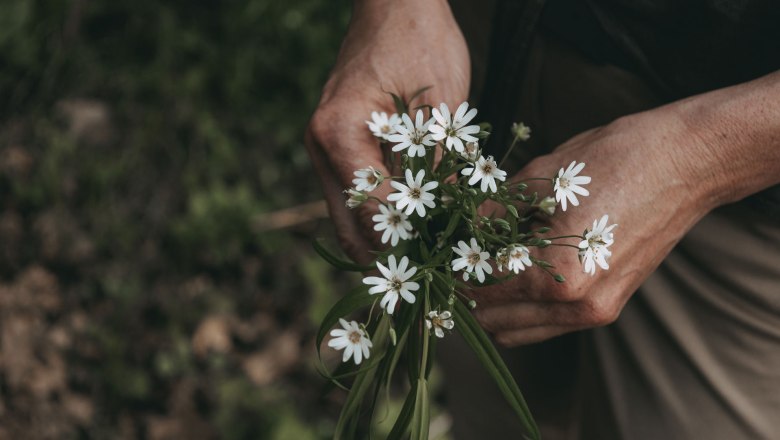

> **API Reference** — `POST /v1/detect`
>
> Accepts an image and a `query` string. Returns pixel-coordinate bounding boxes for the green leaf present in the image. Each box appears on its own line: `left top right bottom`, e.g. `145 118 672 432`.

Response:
317 352 385 382
419 241 430 261
424 336 436 379
441 209 461 241
390 92 407 115
410 378 430 440
408 85 432 105
333 316 391 439
380 328 408 416
413 104 434 116
313 238 374 272
407 314 421 384
431 283 540 440
387 381 418 440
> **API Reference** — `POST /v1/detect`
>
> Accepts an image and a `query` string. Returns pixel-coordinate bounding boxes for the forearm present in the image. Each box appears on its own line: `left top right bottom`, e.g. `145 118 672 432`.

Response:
668 70 780 209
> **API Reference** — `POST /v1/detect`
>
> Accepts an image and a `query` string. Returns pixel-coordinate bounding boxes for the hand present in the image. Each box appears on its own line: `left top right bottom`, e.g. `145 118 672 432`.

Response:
306 0 469 264
472 108 719 346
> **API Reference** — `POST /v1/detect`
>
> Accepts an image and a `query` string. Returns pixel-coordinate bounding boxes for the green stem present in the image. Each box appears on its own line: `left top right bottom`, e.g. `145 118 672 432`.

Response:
507 177 553 186
547 243 582 249
498 136 521 169
419 283 431 375
543 234 583 240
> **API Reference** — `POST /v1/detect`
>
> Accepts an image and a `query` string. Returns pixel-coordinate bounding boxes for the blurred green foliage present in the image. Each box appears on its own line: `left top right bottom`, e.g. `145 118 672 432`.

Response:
0 0 363 438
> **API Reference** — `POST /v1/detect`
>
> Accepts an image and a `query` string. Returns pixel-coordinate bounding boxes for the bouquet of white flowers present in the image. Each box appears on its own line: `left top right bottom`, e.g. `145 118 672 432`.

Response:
315 91 616 440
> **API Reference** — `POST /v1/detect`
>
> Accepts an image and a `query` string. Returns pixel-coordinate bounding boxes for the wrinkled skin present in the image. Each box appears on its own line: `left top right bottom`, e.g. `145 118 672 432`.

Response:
306 0 780 345
305 0 469 264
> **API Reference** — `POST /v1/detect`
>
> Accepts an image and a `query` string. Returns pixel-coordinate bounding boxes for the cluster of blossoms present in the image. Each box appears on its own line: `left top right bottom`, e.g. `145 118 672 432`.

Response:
332 100 617 365
318 96 616 439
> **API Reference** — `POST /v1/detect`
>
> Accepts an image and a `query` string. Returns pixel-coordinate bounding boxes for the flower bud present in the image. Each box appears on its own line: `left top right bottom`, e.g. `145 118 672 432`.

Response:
539 196 557 216
493 218 511 231
389 327 397 346
344 188 368 209
461 141 480 161
468 300 477 310
440 194 455 206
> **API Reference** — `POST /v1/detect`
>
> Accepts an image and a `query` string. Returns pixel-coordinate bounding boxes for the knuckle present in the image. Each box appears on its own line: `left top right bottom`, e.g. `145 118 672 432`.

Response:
580 297 620 327
548 282 586 302
307 106 339 147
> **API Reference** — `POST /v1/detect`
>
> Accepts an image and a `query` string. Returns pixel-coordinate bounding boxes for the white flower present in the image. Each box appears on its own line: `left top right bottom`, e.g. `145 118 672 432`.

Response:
461 155 507 193
553 161 591 211
428 102 480 153
366 111 400 141
511 122 532 141
461 141 480 161
388 110 435 158
425 310 455 338
579 214 617 249
372 204 413 246
497 245 532 274
496 248 510 273
362 255 420 314
328 318 372 365
451 238 493 283
578 214 617 275
344 188 367 209
387 169 438 217
579 245 612 275
352 166 384 192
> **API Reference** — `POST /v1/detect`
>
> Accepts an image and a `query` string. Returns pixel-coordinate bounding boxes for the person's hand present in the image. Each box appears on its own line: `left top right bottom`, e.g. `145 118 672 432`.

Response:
472 107 722 346
306 0 469 264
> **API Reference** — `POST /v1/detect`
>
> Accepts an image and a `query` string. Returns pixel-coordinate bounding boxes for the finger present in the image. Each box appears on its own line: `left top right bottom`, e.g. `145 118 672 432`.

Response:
470 266 560 305
305 128 375 264
493 325 580 347
312 107 395 246
474 300 588 331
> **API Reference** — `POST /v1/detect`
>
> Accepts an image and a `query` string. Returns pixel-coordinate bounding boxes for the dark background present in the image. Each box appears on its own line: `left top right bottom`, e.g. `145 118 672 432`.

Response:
0 0 423 438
